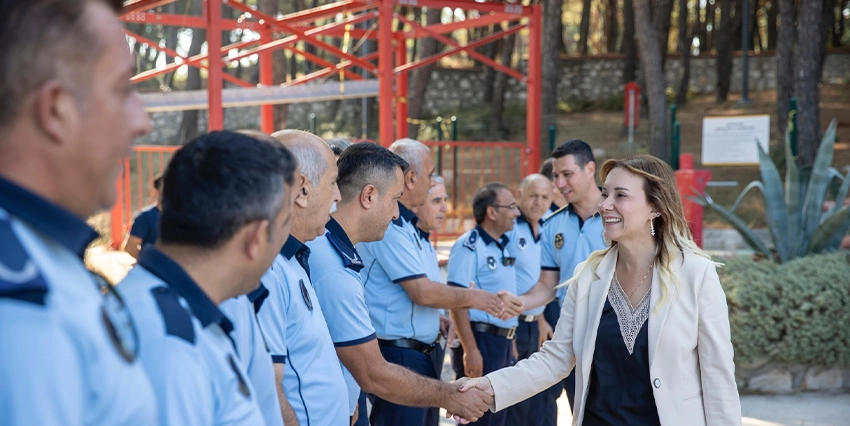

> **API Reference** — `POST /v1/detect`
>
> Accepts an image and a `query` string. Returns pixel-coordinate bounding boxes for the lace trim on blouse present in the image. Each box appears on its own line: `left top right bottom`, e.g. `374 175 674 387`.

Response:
608 276 651 355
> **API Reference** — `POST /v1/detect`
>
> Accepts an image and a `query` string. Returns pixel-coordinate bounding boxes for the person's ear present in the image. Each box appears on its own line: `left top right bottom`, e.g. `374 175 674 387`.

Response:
294 175 310 209
360 184 378 210
241 219 270 261
35 80 77 146
486 206 498 221
586 161 596 176
405 169 417 191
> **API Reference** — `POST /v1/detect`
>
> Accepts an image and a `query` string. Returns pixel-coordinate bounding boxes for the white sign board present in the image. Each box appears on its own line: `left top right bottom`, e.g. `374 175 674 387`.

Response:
701 115 770 165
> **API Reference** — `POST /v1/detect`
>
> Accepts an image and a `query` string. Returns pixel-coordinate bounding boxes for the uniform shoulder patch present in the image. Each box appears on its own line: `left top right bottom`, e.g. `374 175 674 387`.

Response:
0 218 48 305
543 204 570 224
151 286 196 344
463 229 478 251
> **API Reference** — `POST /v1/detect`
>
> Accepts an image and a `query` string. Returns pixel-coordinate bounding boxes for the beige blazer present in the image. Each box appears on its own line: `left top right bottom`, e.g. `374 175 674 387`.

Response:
487 247 741 426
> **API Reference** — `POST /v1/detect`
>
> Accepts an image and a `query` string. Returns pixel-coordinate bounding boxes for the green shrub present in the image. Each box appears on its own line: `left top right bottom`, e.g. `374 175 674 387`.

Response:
718 252 850 367
600 91 624 112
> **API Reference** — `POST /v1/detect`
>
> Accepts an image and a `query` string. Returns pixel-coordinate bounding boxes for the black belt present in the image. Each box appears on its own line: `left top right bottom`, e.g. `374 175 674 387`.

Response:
378 338 436 355
518 314 540 322
471 322 516 340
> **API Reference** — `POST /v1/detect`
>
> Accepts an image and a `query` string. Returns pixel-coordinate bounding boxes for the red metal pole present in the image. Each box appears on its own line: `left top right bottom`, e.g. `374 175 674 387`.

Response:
525 6 542 176
110 173 124 250
259 27 275 134
378 0 394 146
395 32 408 140
206 0 224 131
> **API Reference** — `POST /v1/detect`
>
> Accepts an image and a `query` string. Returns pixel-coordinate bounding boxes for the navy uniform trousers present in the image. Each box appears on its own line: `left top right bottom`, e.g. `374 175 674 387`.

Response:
505 320 547 426
541 299 576 426
451 329 512 426
369 344 445 426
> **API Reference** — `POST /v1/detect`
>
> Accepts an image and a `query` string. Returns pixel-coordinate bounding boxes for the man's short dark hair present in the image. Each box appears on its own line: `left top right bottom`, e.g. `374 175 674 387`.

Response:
326 137 353 157
539 158 555 180
472 183 510 224
0 0 123 128
159 131 296 249
336 142 408 204
551 139 595 169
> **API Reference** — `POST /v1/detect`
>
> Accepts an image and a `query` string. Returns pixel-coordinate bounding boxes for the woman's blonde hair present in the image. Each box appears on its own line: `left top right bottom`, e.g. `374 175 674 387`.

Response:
561 155 713 308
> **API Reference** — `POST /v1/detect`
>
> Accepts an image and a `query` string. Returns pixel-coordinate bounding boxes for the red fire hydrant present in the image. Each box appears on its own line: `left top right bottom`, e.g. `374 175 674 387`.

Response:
675 154 711 248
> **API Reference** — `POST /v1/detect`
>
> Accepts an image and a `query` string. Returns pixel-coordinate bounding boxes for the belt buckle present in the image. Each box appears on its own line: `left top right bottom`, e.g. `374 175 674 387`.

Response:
506 327 516 340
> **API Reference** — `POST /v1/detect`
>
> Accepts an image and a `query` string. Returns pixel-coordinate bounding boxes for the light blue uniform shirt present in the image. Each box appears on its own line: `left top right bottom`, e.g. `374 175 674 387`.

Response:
358 202 442 344
257 236 349 426
121 247 265 426
220 290 284 426
447 226 518 329
540 204 606 301
307 218 377 416
505 213 546 316
0 177 156 426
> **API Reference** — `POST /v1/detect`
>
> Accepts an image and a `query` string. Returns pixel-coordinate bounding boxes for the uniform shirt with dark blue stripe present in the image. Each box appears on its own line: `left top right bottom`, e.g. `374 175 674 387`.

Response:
540 204 606 301
121 247 265 426
129 204 160 248
306 218 376 416
447 226 518 329
505 213 546 316
0 176 156 426
256 235 349 426
358 202 442 344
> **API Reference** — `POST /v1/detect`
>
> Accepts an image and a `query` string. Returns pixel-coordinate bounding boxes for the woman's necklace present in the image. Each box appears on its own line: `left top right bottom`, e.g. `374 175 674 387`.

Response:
618 263 654 302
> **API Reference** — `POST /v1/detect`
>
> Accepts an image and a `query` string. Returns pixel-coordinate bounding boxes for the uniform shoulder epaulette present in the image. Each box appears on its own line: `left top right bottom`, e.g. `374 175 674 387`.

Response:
151 285 196 344
0 217 48 305
462 229 478 251
543 204 570 223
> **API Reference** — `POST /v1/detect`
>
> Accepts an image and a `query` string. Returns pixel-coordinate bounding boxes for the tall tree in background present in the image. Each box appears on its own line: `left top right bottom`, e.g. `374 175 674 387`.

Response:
407 8 442 137
541 0 563 157
775 0 795 139
716 0 734 102
259 0 287 130
676 0 691 105
578 0 593 54
796 0 824 167
654 0 675 58
623 0 638 83
766 0 778 50
605 0 619 52
177 0 205 144
490 21 519 138
633 0 669 158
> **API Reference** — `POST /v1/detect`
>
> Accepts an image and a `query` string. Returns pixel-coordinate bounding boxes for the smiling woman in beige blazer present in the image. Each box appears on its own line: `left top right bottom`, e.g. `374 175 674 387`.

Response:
454 155 742 426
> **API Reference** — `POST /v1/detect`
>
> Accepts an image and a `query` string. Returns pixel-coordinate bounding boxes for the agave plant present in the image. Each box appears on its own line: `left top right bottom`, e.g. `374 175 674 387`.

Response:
691 119 850 263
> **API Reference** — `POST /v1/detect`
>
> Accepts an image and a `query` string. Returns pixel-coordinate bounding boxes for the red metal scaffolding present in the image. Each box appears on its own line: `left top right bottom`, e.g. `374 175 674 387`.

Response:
113 0 542 247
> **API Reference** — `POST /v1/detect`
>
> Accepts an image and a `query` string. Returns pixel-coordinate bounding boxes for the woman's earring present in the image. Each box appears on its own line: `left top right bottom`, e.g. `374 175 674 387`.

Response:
650 218 656 237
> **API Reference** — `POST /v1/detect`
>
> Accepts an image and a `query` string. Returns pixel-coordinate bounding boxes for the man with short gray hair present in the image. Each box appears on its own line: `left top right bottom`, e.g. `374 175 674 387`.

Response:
358 139 523 426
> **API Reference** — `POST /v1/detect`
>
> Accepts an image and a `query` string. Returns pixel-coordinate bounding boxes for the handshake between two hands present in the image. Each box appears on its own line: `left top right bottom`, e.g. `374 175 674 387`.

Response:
444 376 496 424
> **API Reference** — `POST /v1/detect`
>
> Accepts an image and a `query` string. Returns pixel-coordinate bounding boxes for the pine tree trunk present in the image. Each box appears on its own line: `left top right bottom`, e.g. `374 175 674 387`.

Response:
654 0 675 58
490 22 518 138
776 0 796 139
605 0 619 52
767 0 777 50
259 0 287 130
796 0 824 167
623 0 638 83
677 0 691 105
407 8 442 138
541 0 563 157
716 0 734 102
694 0 705 54
707 0 716 51
634 0 668 159
578 0 593 54
178 20 205 144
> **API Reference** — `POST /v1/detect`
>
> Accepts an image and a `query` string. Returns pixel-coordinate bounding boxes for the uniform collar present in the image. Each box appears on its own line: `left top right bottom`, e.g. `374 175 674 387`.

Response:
281 235 311 276
566 203 600 229
325 217 363 272
415 226 430 242
517 211 542 242
247 284 269 314
0 176 98 259
138 246 233 334
549 202 560 212
392 201 418 227
474 225 509 250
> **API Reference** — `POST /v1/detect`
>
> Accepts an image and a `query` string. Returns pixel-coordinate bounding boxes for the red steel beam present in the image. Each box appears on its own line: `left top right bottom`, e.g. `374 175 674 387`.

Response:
259 27 274 134
121 13 260 31
397 14 525 81
131 39 258 84
525 4 542 175
271 0 376 27
122 0 178 16
403 12 515 38
394 32 408 139
378 0 394 146
227 1 379 73
206 0 224 131
392 0 532 16
284 47 365 81
394 23 524 75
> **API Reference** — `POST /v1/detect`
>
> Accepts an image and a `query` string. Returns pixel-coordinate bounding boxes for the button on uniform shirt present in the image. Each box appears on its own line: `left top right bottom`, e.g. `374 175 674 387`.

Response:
540 204 606 302
121 247 265 426
256 236 349 426
220 289 284 426
0 177 156 426
505 214 546 317
358 202 442 345
129 204 160 248
447 226 518 329
306 218 376 416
